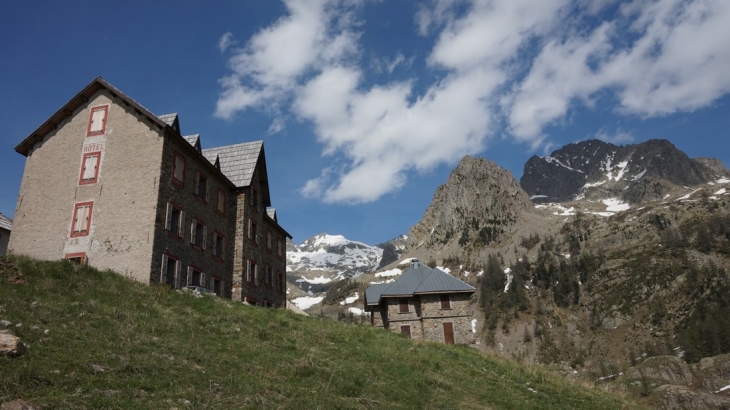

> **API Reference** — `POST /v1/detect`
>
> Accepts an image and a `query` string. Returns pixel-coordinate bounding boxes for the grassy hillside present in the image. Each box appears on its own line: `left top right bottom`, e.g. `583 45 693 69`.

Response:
0 256 643 409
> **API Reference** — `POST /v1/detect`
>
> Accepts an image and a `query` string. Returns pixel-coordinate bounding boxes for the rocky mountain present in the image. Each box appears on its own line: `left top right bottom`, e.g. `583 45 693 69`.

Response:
406 155 534 264
387 141 730 409
521 139 729 204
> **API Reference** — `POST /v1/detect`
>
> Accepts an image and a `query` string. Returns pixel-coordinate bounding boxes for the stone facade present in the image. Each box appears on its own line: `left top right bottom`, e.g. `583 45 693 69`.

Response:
374 293 473 344
9 77 290 305
365 261 475 344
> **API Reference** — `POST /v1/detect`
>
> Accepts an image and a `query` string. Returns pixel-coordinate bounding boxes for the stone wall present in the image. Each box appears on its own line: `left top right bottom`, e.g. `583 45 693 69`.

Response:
10 90 162 282
374 293 474 344
230 166 287 307
149 125 237 297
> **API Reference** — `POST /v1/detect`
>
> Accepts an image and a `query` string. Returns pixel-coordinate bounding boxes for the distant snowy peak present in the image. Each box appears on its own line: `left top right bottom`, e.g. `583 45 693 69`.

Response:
287 233 407 280
521 139 730 205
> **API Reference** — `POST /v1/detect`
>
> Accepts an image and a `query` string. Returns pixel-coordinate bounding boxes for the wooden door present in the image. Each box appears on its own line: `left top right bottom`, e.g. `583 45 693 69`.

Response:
401 325 411 339
443 322 455 345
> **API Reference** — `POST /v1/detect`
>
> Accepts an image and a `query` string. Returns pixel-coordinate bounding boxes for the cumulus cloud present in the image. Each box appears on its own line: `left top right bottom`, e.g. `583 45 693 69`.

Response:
217 0 730 204
217 32 235 53
506 0 730 144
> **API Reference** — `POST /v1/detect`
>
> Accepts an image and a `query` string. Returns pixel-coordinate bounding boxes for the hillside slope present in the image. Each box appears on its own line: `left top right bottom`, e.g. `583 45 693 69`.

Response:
0 256 642 409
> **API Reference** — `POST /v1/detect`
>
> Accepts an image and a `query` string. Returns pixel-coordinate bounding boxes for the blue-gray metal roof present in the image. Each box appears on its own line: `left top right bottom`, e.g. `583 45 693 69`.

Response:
366 262 475 305
365 283 391 306
202 141 263 188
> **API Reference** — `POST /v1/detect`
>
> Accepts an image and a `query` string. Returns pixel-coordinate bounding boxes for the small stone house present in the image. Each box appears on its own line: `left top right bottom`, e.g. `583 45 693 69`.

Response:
364 259 475 344
9 77 291 307
0 214 12 255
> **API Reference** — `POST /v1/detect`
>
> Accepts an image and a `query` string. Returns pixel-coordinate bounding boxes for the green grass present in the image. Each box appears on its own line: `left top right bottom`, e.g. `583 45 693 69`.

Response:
0 256 645 409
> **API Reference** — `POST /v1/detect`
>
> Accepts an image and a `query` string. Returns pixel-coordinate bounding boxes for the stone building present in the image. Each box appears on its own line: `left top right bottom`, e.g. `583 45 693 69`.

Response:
364 259 475 344
0 214 11 255
9 77 290 307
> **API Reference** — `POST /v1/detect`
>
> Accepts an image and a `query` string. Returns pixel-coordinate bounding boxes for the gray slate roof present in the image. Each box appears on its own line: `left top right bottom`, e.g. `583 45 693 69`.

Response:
201 141 263 188
183 134 201 152
366 261 475 305
158 113 178 126
267 208 277 222
0 213 12 231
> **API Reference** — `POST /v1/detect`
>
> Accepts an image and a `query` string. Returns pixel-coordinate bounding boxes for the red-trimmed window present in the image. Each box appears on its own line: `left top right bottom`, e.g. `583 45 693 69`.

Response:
65 252 87 265
165 202 184 238
71 201 93 237
190 218 207 249
277 238 284 258
172 152 186 185
213 232 225 260
79 152 101 185
249 187 258 211
247 260 257 286
248 219 258 245
194 171 209 202
216 188 226 215
440 295 451 309
86 105 108 136
160 252 180 288
266 230 273 251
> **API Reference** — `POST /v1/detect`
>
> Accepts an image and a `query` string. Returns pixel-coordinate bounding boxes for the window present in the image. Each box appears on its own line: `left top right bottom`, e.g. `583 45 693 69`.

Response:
160 253 181 288
212 276 222 296
189 266 202 287
165 202 184 237
265 265 273 286
249 187 258 211
195 171 208 202
172 152 185 185
245 297 257 306
71 201 93 237
86 105 108 136
401 325 411 339
277 238 284 258
65 252 87 265
216 188 226 214
248 219 258 244
440 295 451 309
399 298 409 313
213 232 225 260
191 219 207 249
79 151 101 185
247 260 257 285
266 231 272 251
277 271 285 293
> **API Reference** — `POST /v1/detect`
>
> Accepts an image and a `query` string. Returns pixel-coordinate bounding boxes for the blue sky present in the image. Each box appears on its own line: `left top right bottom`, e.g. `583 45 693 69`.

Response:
1 0 729 246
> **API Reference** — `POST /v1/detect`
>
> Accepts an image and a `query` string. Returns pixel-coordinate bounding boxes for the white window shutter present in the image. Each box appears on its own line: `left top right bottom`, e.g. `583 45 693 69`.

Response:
190 221 195 244
222 237 226 260
187 266 193 286
202 226 207 250
175 261 181 288
165 203 172 230
174 263 180 289
201 273 207 289
179 211 184 237
90 108 105 133
160 254 168 284
83 155 98 180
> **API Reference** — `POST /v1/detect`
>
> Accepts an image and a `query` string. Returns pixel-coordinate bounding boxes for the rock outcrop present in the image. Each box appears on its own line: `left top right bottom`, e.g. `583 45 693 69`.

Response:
0 330 26 357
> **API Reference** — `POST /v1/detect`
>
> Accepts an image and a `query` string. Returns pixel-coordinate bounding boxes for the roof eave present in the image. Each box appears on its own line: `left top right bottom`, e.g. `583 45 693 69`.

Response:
15 77 169 157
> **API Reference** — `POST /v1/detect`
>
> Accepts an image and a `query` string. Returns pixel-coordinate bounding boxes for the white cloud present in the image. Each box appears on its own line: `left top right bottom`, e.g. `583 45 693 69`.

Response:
218 0 730 204
267 116 286 135
594 128 634 145
218 32 235 53
506 0 730 145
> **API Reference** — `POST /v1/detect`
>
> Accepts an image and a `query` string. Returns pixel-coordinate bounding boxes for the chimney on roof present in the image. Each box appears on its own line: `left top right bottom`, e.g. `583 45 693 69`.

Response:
411 258 419 268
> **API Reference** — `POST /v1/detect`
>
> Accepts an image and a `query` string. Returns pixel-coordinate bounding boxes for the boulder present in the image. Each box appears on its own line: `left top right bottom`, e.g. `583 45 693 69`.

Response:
0 330 27 357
